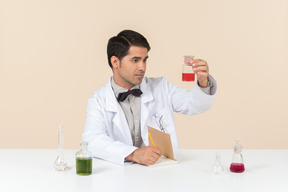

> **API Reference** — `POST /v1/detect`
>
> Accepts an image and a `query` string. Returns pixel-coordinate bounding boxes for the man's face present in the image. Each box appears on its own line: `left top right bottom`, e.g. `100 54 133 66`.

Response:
112 46 148 89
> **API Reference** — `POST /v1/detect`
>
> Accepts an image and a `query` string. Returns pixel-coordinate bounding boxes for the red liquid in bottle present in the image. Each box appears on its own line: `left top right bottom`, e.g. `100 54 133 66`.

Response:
182 73 195 81
230 163 245 173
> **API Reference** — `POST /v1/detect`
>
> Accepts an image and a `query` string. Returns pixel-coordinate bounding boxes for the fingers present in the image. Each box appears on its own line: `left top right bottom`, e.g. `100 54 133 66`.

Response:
132 146 162 165
190 59 209 85
147 155 160 165
152 147 162 156
191 59 209 73
151 148 162 159
193 66 208 73
146 147 162 165
187 58 209 76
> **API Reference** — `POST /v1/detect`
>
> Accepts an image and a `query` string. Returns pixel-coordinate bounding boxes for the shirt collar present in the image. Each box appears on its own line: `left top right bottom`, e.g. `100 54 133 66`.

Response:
111 78 140 97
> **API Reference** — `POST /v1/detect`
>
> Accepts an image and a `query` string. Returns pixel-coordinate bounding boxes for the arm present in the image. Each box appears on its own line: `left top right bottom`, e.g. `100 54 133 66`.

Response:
82 96 137 165
171 59 217 115
83 93 162 166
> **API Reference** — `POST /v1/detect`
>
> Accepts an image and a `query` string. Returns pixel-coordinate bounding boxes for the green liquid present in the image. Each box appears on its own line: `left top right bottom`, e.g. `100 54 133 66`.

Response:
76 157 92 175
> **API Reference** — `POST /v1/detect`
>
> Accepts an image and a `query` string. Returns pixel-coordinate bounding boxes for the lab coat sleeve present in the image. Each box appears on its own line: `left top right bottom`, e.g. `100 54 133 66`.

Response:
82 96 137 166
170 74 217 115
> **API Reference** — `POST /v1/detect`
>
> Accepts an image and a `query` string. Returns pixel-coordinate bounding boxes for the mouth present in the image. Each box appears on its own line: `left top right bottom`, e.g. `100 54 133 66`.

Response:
135 73 144 78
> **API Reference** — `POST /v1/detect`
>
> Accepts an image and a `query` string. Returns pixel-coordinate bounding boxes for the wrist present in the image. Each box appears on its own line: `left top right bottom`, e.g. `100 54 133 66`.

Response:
125 151 135 162
199 78 209 88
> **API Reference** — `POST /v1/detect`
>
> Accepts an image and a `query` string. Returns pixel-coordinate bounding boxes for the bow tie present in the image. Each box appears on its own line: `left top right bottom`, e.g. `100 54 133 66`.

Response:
117 89 143 102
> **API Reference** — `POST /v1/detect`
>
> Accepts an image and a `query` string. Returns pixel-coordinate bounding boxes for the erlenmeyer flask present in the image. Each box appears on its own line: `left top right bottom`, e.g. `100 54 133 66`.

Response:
230 138 245 173
213 152 224 175
53 124 68 171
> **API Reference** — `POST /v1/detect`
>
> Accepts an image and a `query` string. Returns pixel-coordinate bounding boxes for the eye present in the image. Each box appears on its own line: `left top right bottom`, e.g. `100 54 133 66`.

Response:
143 56 149 63
132 58 138 63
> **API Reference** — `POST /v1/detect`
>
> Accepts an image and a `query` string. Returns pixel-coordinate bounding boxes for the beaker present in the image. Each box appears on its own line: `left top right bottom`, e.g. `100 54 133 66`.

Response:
75 141 93 176
182 55 195 81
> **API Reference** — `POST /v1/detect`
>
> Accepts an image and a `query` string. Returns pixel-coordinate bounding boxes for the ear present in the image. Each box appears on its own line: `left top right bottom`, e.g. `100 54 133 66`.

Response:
111 56 120 70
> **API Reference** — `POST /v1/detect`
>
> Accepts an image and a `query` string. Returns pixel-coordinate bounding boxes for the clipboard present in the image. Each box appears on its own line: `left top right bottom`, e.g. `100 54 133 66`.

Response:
148 126 175 160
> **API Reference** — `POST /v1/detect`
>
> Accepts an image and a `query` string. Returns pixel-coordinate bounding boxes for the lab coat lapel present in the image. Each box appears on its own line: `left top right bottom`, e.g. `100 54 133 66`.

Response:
105 77 133 145
140 78 154 145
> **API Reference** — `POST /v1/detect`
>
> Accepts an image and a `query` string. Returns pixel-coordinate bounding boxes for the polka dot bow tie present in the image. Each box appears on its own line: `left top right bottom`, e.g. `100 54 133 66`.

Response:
117 89 143 102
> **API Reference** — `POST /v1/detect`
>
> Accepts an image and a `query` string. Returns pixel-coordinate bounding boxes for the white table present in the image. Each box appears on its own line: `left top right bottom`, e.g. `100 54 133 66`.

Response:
0 149 287 192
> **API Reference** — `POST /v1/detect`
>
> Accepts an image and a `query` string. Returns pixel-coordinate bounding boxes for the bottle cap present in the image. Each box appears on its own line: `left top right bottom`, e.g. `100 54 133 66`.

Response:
80 141 88 146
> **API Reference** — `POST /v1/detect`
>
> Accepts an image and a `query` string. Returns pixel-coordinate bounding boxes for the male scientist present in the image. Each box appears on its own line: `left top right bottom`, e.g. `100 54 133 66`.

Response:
82 29 217 165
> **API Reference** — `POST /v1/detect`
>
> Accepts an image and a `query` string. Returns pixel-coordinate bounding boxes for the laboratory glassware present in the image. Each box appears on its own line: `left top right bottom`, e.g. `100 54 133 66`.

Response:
53 124 68 171
75 141 93 176
182 55 195 81
213 152 224 175
230 138 245 173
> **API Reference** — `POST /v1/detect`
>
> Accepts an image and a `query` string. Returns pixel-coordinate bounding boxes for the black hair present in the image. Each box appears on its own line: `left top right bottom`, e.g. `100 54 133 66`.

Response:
107 30 151 68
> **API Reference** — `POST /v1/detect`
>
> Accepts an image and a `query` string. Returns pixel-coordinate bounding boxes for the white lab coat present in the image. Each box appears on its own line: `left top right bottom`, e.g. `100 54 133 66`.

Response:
83 75 217 165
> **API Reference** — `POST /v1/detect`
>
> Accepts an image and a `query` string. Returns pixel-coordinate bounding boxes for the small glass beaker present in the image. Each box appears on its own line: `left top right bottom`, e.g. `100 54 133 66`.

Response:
182 55 195 82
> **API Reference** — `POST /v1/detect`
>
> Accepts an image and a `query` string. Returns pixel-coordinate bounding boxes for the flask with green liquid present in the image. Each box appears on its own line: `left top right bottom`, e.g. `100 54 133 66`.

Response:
75 141 93 175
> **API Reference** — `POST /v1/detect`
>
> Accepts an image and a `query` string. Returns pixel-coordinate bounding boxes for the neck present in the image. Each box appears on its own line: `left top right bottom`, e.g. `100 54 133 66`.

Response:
112 76 134 90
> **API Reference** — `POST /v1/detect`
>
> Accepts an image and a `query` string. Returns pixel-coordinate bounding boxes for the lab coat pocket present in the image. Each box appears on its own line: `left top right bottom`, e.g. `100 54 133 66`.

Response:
152 106 175 135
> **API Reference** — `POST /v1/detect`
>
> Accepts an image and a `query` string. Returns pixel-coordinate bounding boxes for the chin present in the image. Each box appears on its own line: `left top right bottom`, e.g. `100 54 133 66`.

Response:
133 82 141 86
133 77 143 85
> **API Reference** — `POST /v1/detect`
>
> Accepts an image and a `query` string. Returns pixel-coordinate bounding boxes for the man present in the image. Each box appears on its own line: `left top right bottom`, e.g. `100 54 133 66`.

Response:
83 30 217 166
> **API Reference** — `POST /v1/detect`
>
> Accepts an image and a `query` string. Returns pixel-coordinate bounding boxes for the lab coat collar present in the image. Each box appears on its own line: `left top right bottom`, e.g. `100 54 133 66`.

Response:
139 77 154 104
105 76 154 112
105 76 119 112
140 77 154 146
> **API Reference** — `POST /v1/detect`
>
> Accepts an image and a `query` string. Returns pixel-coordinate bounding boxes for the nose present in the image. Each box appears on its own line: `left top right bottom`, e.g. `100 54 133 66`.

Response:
138 61 146 71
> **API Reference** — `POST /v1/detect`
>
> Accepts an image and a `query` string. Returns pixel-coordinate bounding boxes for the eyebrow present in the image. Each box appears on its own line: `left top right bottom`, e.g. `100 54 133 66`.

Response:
131 56 149 60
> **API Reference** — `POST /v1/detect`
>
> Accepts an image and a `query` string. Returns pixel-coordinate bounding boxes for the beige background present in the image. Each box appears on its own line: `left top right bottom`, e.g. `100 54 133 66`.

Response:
1 0 287 149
